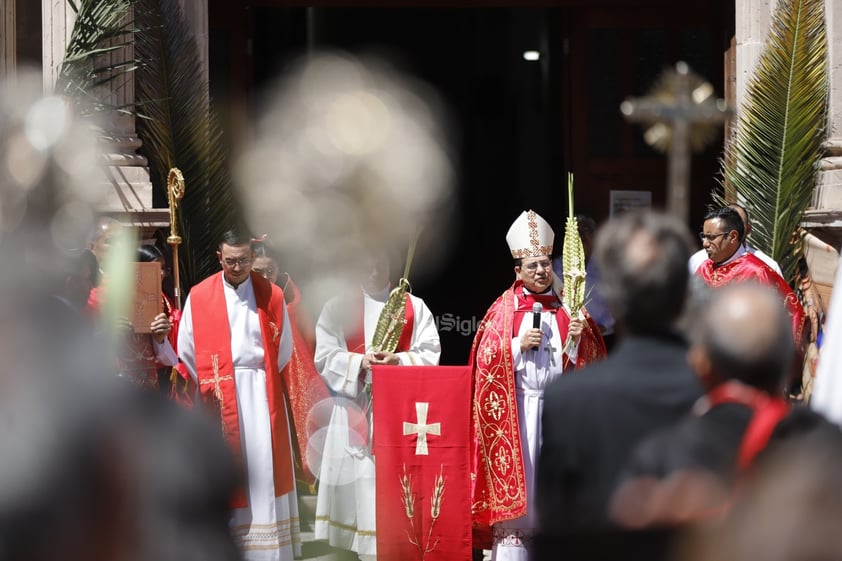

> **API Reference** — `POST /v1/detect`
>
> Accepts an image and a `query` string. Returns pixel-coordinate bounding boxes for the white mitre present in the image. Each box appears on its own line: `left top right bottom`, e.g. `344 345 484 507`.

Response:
506 209 554 258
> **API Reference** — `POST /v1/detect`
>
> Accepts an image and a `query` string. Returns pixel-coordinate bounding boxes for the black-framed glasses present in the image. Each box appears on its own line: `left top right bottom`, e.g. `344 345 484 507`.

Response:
699 232 729 242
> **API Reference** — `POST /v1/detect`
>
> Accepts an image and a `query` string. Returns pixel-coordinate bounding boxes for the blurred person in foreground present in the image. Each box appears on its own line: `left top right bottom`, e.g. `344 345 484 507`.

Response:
470 210 606 561
534 210 704 558
178 228 308 561
695 207 805 347
674 416 842 561
0 375 240 561
610 282 831 536
313 248 441 560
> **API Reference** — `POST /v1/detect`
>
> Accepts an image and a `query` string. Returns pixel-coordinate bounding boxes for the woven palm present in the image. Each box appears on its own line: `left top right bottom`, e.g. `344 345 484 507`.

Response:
562 173 586 313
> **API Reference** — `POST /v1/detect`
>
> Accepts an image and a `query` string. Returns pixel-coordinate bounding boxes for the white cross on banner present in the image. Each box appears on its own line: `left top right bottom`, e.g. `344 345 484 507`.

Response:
402 402 441 455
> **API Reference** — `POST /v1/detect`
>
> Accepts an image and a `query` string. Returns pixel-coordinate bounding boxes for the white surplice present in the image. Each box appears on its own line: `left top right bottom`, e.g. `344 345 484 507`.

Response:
492 289 578 561
178 275 300 561
313 286 441 557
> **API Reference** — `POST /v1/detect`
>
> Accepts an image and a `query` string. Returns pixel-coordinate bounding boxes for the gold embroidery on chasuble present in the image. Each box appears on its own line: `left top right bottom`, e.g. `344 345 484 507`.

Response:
471 290 527 522
269 321 280 343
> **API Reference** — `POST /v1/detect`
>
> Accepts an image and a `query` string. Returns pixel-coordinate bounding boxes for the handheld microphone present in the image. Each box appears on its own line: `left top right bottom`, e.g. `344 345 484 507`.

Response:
532 302 543 329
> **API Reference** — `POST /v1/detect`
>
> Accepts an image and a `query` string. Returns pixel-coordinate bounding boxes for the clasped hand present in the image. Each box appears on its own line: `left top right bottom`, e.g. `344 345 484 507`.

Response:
361 350 400 372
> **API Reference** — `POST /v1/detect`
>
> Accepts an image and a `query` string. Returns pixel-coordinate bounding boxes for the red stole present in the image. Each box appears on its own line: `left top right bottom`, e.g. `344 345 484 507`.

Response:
697 253 806 344
468 281 605 547
344 292 416 354
190 272 293 508
282 275 331 486
704 380 790 471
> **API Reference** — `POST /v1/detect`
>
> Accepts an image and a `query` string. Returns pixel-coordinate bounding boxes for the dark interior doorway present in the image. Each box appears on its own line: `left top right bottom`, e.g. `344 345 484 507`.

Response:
231 7 565 363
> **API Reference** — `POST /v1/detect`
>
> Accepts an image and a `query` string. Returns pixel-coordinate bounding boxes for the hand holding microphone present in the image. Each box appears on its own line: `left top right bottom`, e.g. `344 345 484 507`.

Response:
520 302 543 352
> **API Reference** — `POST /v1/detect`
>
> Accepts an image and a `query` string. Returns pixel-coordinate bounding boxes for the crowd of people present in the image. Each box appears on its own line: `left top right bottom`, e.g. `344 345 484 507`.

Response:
5 197 840 561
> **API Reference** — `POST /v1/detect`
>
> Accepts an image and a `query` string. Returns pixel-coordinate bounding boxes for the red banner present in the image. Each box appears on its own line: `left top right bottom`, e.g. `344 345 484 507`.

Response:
373 365 472 561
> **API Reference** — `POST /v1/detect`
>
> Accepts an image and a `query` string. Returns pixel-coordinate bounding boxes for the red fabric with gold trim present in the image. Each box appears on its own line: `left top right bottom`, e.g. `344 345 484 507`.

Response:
697 253 806 344
373 365 473 561
190 272 293 509
282 277 331 485
468 282 605 547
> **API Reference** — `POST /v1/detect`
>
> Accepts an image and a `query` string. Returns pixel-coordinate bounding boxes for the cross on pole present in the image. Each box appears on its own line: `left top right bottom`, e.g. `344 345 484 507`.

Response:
402 402 441 455
620 61 733 224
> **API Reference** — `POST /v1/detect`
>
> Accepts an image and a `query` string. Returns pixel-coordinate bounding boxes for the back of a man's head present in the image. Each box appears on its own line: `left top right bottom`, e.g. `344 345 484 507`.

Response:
695 282 793 394
594 210 694 334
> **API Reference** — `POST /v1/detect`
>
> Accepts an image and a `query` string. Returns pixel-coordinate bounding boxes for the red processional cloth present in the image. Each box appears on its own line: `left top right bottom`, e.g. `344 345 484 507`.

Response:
373 365 473 561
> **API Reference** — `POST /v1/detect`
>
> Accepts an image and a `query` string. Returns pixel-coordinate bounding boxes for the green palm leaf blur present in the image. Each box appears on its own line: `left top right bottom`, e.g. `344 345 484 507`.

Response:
715 0 828 285
133 0 242 292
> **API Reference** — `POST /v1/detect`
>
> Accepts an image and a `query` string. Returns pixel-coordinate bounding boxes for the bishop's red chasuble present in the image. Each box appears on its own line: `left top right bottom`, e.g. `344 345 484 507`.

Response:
697 253 806 344
373 365 473 561
190 271 294 508
469 282 605 548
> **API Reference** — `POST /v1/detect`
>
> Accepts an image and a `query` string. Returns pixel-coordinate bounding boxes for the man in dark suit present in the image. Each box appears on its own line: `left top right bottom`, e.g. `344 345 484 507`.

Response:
534 210 704 560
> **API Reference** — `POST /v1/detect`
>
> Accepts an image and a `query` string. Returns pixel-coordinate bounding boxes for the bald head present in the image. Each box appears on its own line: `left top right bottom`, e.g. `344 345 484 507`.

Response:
696 283 794 393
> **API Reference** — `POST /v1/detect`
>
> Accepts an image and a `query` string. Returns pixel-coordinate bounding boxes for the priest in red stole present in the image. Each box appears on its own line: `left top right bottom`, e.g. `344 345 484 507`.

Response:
313 249 441 561
178 229 305 561
695 207 806 345
252 237 329 487
470 210 606 560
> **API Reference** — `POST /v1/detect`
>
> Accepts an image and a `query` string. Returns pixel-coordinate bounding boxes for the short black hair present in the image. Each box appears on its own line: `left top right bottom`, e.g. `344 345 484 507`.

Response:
703 207 744 241
219 228 252 250
136 244 165 263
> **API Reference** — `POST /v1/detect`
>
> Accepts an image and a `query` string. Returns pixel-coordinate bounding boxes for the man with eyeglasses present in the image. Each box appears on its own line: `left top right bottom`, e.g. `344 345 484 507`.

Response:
688 203 782 275
469 209 605 561
178 228 310 561
695 207 805 345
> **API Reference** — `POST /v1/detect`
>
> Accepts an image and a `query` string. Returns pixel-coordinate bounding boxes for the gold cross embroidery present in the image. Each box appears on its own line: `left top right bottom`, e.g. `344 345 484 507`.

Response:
199 354 233 404
402 402 441 455
269 321 280 343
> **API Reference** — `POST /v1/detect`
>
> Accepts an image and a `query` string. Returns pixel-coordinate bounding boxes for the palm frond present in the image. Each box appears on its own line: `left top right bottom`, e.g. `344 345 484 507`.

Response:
715 0 828 284
55 0 138 117
134 0 242 292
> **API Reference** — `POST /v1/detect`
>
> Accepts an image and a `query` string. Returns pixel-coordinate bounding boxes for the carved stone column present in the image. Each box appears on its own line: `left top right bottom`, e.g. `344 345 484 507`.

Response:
41 1 161 226
0 0 15 83
734 0 773 108
803 0 842 248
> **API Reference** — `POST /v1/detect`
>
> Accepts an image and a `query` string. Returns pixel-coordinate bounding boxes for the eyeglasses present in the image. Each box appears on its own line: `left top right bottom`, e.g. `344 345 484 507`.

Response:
523 259 552 272
221 257 252 268
699 232 729 242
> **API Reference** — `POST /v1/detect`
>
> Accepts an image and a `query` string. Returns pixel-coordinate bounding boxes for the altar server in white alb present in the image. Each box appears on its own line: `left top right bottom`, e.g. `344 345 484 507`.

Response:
178 229 303 561
314 249 441 561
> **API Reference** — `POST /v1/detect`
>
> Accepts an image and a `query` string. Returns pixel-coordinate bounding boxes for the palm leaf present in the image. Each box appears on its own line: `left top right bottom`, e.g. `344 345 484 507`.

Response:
56 0 138 117
715 0 828 285
133 0 242 292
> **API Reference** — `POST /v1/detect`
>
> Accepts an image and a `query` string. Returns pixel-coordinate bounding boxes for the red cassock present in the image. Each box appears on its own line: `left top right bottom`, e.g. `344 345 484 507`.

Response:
373 365 473 561
696 253 807 344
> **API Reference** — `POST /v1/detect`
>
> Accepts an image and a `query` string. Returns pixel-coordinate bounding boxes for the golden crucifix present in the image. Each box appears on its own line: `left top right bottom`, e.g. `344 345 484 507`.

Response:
167 168 186 310
620 61 733 223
